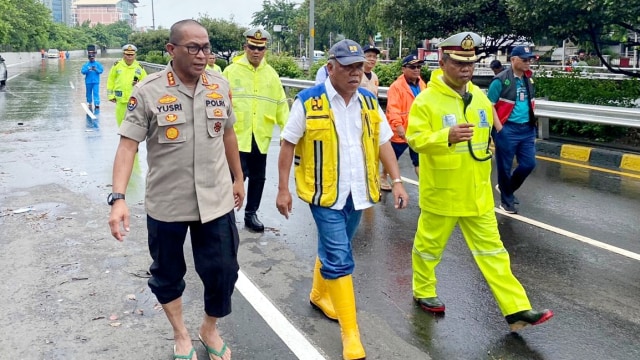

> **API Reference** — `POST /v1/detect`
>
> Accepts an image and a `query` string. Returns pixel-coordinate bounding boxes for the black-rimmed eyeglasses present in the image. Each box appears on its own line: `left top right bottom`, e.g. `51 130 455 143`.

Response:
173 44 212 55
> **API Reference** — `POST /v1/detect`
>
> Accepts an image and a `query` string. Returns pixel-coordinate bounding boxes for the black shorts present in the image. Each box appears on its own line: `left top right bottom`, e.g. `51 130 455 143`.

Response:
147 211 240 317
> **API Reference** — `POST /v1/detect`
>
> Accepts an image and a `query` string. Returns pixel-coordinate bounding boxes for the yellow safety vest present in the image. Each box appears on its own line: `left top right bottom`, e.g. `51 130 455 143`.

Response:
294 84 382 207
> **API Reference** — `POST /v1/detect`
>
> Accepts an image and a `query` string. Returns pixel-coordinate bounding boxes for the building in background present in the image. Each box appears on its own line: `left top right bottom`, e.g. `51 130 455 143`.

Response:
40 0 74 26
73 0 138 28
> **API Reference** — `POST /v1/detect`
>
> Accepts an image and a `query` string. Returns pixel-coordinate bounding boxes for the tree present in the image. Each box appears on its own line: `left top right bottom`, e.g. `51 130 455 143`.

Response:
128 29 170 56
0 0 51 51
380 0 525 58
199 16 246 62
507 0 640 77
251 0 301 54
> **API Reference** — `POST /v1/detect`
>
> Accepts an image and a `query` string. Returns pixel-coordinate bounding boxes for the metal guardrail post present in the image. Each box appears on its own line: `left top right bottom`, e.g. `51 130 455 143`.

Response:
538 118 550 139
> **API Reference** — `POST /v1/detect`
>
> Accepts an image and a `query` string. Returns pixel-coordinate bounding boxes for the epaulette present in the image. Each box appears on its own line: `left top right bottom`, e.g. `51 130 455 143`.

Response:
114 60 120 66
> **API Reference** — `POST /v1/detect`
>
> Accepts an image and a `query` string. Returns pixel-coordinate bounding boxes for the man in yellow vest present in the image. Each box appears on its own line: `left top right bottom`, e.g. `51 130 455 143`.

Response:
223 27 289 232
407 32 553 331
107 44 147 126
276 39 409 360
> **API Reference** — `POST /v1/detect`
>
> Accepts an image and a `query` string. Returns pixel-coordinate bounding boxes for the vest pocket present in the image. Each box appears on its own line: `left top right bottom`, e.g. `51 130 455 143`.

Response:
156 110 186 143
305 116 331 140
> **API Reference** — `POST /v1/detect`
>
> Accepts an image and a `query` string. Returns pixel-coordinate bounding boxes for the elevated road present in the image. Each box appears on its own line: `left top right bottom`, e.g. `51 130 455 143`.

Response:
1 58 638 359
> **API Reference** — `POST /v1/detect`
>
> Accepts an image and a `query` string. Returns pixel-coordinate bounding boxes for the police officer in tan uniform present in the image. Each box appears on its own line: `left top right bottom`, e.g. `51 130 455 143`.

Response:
108 19 244 360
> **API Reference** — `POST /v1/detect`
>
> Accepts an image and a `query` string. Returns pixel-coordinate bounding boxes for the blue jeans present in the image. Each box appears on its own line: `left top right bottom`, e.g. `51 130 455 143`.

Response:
309 195 363 279
492 122 536 207
391 141 419 167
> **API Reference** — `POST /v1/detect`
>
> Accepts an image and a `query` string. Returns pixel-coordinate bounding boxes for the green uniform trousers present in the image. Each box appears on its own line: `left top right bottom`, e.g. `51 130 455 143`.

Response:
412 209 532 316
115 102 127 127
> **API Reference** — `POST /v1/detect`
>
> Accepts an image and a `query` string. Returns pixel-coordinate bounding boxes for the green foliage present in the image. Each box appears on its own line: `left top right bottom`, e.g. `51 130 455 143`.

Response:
374 60 402 86
267 53 304 78
308 59 327 80
142 50 170 65
129 29 170 56
373 61 432 87
199 16 247 62
536 72 640 140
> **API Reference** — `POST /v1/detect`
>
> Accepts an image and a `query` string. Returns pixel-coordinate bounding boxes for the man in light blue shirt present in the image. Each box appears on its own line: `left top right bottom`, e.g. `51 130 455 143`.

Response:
488 46 537 214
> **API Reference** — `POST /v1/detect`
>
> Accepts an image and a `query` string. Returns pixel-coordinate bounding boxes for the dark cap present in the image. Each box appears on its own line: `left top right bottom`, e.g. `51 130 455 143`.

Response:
362 44 380 54
489 59 502 69
402 54 424 66
328 39 365 65
511 46 535 59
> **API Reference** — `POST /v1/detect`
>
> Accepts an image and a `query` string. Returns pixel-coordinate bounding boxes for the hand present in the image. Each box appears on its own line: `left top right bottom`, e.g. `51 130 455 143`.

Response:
392 183 409 209
395 125 406 139
108 201 130 242
276 189 293 219
448 123 474 144
233 179 245 210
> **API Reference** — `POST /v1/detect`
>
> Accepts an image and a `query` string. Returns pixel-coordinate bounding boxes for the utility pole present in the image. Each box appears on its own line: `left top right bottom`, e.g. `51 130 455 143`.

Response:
398 20 403 59
151 0 155 30
309 0 315 64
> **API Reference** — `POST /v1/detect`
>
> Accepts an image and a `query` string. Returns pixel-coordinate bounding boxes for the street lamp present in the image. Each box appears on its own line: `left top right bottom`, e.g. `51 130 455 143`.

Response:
151 0 155 30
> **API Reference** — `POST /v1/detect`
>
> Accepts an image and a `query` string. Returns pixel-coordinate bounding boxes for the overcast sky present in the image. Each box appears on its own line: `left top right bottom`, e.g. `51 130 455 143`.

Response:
135 0 301 29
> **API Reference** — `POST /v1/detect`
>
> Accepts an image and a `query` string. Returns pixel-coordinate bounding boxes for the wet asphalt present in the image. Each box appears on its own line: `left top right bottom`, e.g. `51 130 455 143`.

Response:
1 57 639 360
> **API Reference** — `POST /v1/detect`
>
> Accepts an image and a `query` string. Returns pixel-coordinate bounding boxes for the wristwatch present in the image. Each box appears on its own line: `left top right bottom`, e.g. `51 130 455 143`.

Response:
107 192 126 205
391 178 403 186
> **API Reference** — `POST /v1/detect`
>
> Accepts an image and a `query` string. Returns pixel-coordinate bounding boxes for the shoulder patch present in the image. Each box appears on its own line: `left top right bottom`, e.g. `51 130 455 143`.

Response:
113 60 120 66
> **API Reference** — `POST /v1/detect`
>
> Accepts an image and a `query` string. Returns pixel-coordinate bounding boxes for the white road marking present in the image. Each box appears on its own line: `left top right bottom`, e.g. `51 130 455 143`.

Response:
235 271 327 360
69 81 75 89
494 207 640 261
81 102 96 120
400 176 640 262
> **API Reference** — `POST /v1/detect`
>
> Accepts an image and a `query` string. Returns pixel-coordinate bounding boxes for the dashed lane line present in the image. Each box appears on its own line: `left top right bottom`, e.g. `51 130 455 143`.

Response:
494 207 640 261
400 175 640 262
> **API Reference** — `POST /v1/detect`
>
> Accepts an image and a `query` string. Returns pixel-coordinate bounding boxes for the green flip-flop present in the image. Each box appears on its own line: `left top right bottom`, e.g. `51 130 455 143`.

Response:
173 345 195 360
198 334 228 359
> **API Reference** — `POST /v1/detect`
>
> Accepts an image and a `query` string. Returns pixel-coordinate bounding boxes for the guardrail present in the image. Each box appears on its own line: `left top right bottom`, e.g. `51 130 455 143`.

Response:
279 78 640 140
139 62 640 140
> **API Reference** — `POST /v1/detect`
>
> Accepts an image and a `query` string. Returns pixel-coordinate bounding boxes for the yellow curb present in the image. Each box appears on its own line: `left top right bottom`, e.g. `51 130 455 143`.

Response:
560 144 592 162
620 153 640 172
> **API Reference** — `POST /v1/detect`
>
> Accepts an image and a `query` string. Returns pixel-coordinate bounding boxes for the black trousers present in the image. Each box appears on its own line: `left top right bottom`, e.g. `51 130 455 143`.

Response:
240 136 267 214
147 211 240 318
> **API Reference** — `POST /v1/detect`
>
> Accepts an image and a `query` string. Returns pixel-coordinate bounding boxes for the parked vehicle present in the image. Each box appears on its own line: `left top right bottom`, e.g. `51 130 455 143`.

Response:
47 49 59 58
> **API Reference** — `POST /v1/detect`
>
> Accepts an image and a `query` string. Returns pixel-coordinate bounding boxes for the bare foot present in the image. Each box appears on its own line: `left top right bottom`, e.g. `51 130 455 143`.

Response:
198 329 231 360
174 333 196 360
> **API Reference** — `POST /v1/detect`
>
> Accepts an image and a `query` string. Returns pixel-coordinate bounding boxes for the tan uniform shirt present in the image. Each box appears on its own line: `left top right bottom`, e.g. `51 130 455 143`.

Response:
360 71 379 96
119 64 236 223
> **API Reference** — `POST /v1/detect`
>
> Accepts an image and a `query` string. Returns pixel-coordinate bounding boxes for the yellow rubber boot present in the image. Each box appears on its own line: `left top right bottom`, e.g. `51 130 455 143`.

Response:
326 275 366 360
309 257 337 320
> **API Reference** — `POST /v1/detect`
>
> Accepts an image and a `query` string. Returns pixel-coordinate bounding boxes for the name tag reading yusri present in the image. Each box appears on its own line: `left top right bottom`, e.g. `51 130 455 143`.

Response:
442 114 457 128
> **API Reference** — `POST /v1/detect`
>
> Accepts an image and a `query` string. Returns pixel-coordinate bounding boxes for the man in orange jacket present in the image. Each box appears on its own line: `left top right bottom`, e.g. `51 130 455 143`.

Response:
381 55 427 189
